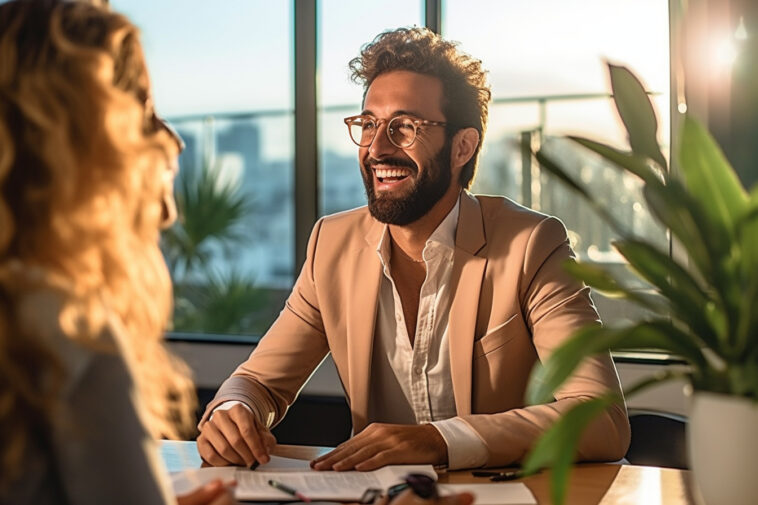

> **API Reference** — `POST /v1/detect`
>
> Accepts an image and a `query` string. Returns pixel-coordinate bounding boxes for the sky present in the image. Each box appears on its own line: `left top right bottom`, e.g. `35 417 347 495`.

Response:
113 0 671 156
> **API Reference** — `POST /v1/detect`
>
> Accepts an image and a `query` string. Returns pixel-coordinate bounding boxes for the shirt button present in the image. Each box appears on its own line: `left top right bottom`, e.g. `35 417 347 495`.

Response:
414 367 423 376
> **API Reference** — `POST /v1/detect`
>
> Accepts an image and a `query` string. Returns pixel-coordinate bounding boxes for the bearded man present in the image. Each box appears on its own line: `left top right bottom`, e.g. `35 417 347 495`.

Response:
196 27 631 471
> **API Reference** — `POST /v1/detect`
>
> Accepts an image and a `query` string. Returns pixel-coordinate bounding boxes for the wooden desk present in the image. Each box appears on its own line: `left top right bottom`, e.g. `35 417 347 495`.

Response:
161 442 696 505
442 463 696 505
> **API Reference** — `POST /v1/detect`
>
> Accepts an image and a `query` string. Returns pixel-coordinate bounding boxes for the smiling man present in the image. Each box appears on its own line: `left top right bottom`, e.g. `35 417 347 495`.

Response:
197 27 631 471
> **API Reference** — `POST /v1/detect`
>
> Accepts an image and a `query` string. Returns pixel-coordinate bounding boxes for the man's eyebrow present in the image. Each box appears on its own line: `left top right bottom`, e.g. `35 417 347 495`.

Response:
359 109 423 118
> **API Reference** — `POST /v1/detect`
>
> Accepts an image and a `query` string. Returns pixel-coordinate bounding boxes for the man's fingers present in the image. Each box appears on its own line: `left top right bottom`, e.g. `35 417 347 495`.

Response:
311 439 360 470
353 450 393 471
262 429 277 453
229 407 272 465
200 419 250 466
197 433 231 467
335 445 390 471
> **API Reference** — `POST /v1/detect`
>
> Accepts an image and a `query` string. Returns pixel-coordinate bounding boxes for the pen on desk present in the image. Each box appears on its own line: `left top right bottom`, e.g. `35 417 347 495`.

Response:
471 470 523 481
268 479 311 502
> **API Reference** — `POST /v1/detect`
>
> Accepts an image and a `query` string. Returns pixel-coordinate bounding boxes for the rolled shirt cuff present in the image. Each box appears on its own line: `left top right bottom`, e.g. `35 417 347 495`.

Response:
210 400 254 420
430 417 488 470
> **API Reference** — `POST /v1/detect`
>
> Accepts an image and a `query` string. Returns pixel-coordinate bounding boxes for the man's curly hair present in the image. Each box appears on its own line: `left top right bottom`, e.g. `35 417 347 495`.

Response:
349 27 491 189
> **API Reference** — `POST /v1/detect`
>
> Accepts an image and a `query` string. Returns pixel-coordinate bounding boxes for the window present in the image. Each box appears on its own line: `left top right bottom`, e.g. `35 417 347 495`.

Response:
114 0 672 339
443 0 670 323
115 0 294 337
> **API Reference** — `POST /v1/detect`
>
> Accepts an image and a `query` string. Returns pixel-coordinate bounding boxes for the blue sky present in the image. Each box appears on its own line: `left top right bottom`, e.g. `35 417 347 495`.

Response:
113 0 670 156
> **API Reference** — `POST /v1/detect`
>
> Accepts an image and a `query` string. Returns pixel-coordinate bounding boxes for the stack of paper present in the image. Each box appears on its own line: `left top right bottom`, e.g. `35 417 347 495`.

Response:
171 455 436 502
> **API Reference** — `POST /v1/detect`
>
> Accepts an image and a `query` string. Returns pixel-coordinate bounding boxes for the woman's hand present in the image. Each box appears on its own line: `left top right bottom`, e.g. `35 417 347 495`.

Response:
176 478 237 505
379 489 474 505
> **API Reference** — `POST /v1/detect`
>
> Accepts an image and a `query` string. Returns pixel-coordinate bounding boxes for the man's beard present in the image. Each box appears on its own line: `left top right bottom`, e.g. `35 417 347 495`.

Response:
361 139 452 225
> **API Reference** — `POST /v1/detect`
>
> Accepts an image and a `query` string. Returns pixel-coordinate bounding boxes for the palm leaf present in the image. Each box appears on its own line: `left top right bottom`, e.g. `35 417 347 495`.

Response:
164 162 252 276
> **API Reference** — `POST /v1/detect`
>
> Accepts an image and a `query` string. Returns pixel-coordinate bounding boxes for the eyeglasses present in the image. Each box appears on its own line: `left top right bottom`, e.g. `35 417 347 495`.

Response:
344 114 447 149
143 93 185 153
387 473 438 501
154 115 186 154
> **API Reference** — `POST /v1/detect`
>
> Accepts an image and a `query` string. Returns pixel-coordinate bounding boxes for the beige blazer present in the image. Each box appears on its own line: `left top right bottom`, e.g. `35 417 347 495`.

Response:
201 191 631 467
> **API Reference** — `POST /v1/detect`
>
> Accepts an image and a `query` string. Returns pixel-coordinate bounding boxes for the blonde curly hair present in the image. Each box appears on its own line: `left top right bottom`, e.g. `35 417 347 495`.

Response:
0 0 195 485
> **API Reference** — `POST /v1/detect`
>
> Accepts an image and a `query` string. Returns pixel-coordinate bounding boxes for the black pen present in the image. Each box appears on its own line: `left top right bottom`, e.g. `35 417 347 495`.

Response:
471 470 523 481
249 460 259 470
268 479 311 502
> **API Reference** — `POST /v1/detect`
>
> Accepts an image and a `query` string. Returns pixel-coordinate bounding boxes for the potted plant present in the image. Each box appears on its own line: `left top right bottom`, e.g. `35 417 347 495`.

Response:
521 63 758 505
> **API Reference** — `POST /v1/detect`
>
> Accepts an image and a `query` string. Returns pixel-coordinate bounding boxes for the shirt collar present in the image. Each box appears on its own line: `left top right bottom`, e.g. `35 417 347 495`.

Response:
375 193 461 267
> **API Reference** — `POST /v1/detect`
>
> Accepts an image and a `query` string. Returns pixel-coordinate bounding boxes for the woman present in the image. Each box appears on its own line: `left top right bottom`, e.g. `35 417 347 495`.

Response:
0 0 232 503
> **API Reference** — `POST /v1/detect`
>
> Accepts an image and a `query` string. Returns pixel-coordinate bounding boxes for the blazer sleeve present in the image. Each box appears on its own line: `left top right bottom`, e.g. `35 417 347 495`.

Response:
199 218 331 429
51 336 176 505
461 216 631 467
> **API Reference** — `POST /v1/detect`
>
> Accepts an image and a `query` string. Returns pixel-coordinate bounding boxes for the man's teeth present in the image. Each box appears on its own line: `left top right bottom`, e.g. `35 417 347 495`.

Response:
375 168 410 179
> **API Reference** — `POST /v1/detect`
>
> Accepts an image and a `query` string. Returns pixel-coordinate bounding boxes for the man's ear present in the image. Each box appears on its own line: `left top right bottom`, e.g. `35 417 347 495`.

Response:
450 127 480 174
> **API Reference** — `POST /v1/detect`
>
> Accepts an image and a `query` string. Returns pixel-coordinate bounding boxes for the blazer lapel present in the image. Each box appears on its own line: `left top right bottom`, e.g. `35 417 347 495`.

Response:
345 219 384 431
448 192 487 416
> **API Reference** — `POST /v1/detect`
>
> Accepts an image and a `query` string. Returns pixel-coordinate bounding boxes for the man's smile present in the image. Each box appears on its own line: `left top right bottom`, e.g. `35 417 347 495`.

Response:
367 158 417 191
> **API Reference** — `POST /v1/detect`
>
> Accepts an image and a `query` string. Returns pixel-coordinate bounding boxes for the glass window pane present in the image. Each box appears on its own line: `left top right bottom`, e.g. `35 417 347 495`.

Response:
318 0 424 216
444 0 670 324
114 0 294 337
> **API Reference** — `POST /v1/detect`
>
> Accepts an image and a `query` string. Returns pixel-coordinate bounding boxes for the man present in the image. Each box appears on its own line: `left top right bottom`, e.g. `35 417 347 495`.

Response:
197 27 630 471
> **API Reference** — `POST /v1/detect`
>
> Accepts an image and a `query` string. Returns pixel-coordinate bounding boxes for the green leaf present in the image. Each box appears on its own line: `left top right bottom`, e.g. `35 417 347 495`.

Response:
174 270 267 334
641 178 729 287
535 148 630 238
608 64 667 171
622 369 693 397
738 193 758 277
563 259 668 315
527 322 708 405
563 259 627 295
612 239 720 348
523 370 692 505
679 116 748 230
569 136 664 185
522 396 618 505
736 204 758 352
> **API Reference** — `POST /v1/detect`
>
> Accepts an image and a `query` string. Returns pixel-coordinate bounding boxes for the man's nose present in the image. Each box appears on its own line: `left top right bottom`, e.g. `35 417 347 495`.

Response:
368 122 399 158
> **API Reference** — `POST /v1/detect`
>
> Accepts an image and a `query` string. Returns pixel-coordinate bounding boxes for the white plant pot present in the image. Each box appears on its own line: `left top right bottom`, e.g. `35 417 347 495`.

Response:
688 391 758 505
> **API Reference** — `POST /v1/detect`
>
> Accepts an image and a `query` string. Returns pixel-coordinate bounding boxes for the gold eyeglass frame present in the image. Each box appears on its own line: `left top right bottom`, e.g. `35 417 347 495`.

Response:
343 114 448 149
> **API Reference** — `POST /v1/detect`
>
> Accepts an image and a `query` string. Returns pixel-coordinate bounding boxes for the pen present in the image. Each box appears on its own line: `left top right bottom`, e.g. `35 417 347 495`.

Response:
268 479 312 502
249 460 259 470
471 470 523 481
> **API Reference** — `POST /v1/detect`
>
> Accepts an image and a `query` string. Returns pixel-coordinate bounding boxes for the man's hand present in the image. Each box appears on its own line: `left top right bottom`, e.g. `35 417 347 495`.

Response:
310 423 447 471
197 403 276 467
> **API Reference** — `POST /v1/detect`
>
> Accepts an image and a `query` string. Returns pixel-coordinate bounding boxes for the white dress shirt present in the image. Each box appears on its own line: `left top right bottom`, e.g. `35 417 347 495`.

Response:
367 197 488 469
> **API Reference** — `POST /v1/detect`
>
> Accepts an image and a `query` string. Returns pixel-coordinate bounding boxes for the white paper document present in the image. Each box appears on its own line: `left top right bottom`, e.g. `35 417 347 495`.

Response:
171 459 437 502
439 483 536 505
